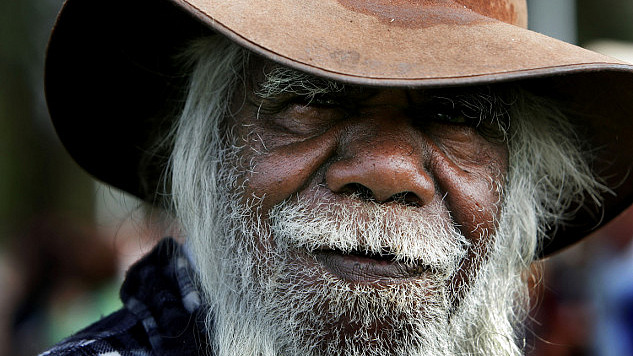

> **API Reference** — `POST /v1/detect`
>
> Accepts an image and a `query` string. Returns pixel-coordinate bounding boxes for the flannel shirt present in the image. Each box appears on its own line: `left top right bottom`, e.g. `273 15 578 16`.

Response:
40 238 212 355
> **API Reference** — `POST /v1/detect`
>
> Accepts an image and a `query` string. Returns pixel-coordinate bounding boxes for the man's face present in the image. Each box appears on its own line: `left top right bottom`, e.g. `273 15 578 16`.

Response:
217 57 510 353
230 58 508 281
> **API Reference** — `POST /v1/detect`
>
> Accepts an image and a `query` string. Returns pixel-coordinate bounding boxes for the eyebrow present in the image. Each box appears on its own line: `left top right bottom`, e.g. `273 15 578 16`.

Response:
256 66 346 101
254 65 513 136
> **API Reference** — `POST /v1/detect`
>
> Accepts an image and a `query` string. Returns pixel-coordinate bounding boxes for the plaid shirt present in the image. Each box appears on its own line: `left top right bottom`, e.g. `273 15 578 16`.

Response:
40 238 212 355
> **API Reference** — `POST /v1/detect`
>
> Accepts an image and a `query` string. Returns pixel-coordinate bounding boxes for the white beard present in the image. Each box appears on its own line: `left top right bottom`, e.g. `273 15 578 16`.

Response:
184 159 529 356
239 196 469 356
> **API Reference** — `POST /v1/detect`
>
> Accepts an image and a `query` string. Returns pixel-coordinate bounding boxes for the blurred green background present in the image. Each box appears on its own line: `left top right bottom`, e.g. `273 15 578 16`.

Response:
1 0 632 355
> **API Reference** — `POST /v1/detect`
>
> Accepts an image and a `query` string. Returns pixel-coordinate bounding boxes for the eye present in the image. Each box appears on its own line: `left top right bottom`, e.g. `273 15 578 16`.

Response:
431 111 470 125
250 92 347 116
307 94 343 107
409 103 477 127
406 89 510 143
254 95 348 137
431 103 509 143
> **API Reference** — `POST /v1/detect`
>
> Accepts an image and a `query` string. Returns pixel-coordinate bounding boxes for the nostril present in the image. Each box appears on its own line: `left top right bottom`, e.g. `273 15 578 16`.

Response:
339 184 422 207
388 192 422 207
340 183 376 202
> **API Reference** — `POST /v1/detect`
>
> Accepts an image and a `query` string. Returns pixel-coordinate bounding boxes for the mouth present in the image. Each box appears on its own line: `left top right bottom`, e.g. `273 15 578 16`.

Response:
312 249 430 285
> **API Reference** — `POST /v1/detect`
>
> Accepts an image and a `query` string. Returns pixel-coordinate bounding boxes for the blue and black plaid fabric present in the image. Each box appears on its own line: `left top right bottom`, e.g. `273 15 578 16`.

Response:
40 238 212 355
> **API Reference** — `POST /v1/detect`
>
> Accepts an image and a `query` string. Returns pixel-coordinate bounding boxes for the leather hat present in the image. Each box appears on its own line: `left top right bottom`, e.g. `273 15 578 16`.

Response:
45 0 633 255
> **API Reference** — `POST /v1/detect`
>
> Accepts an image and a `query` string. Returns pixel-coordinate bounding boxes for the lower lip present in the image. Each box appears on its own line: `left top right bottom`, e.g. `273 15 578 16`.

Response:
312 251 426 285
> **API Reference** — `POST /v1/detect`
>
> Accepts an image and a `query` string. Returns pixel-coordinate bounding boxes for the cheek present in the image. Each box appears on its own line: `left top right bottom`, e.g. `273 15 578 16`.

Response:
431 135 508 303
238 129 339 212
429 128 509 243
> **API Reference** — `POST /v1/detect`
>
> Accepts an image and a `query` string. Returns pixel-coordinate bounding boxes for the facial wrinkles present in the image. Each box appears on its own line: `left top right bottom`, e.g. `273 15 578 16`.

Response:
186 117 580 356
188 102 482 353
217 115 501 356
174 36 604 356
181 130 536 356
214 160 474 356
196 149 520 356
238 65 510 300
429 143 506 234
199 117 513 356
239 131 339 211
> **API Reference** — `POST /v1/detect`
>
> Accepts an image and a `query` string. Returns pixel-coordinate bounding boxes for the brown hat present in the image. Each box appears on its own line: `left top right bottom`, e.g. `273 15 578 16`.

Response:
45 0 633 255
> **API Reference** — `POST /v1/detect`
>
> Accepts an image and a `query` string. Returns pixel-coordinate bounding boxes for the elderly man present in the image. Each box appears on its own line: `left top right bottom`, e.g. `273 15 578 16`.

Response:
42 0 633 355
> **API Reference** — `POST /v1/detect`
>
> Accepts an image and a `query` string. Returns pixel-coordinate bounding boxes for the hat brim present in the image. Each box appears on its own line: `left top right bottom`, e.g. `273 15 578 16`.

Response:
45 0 633 255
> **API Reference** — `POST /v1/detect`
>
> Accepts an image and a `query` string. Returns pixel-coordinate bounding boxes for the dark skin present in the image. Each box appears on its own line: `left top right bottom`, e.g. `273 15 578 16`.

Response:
228 58 509 294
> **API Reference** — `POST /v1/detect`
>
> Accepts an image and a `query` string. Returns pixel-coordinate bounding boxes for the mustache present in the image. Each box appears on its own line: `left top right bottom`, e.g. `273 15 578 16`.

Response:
268 196 471 274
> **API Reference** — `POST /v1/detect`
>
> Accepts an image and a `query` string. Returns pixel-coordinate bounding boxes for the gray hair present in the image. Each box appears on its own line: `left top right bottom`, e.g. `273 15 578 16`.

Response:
160 35 608 355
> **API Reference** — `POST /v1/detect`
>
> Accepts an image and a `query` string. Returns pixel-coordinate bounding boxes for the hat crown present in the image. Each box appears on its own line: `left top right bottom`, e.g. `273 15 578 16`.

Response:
336 0 527 28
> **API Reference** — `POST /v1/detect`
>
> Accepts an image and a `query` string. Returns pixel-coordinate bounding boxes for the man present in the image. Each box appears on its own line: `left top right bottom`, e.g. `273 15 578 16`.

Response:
42 0 633 355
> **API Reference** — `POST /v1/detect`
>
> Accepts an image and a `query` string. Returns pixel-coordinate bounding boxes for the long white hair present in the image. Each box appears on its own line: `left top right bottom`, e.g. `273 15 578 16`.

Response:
163 35 607 356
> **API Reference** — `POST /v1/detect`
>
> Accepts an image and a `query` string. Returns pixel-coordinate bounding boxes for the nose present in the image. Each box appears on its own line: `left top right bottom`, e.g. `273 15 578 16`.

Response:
325 115 436 206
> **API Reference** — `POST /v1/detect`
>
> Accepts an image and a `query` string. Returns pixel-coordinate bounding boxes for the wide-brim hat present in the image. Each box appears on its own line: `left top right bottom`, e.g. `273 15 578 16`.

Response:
45 0 633 255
